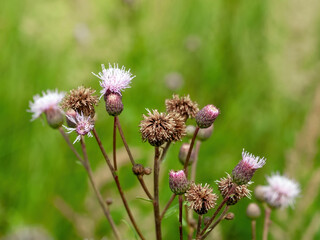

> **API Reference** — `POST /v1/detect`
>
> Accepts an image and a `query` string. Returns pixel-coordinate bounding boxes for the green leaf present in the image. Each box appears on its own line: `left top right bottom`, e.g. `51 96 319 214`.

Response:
163 203 179 219
122 219 139 240
136 197 153 203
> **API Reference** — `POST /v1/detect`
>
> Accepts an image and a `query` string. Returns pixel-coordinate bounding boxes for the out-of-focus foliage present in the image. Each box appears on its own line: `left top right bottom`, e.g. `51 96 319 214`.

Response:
1 0 319 239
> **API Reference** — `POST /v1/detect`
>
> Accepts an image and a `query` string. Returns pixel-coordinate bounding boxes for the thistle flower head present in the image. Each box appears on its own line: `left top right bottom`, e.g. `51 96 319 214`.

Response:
195 104 220 128
139 109 186 146
185 183 218 215
232 149 266 185
61 86 98 117
63 112 94 144
165 94 199 121
92 63 135 98
178 143 195 166
169 170 189 195
105 92 124 116
216 174 251 205
28 89 65 121
262 173 300 209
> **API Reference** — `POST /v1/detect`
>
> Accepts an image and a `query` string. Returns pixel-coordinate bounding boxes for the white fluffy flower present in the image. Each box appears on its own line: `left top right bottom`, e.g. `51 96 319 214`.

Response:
28 89 65 121
262 173 300 208
241 149 266 169
63 112 94 144
92 63 135 98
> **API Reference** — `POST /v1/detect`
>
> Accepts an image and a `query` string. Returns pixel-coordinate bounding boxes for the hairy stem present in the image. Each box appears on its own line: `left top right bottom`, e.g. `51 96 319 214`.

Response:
153 147 162 240
116 117 153 200
262 206 271 240
184 127 199 177
196 215 202 238
200 206 230 239
179 195 183 240
160 193 176 220
92 128 145 240
113 117 117 171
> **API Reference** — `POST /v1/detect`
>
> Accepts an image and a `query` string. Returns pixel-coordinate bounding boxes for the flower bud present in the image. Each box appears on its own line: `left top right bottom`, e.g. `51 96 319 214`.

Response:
132 164 145 176
246 203 261 219
45 108 64 129
195 105 219 128
186 125 196 138
105 93 123 116
254 185 266 202
106 198 113 205
169 170 189 195
197 124 214 141
224 212 235 220
178 143 195 166
144 167 152 175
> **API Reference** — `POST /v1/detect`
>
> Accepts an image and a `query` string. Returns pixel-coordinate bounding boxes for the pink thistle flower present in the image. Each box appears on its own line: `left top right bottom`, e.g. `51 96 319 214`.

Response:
63 112 95 144
262 173 300 209
169 170 189 195
232 149 266 185
28 89 65 121
195 104 220 128
92 63 135 98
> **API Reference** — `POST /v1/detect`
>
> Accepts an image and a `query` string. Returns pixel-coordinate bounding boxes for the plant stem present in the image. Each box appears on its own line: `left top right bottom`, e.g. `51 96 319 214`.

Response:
196 215 202 238
251 220 256 240
79 137 121 240
116 117 153 200
200 206 230 240
183 127 199 177
190 141 201 182
153 147 162 240
58 127 83 163
160 142 171 162
179 195 183 240
92 128 145 240
200 185 236 236
262 206 271 240
113 117 117 171
160 193 176 220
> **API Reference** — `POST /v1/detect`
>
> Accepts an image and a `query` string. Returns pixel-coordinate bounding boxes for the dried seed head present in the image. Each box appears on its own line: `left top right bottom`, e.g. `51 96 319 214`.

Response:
197 124 214 141
178 143 195 166
169 170 189 195
105 92 123 116
139 109 186 146
246 203 261 219
132 164 145 176
196 104 220 128
165 94 199 121
216 174 251 205
61 86 98 117
186 183 218 215
232 149 266 185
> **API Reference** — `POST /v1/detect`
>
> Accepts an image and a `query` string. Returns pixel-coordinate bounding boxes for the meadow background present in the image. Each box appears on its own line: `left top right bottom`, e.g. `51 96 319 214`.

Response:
1 0 320 239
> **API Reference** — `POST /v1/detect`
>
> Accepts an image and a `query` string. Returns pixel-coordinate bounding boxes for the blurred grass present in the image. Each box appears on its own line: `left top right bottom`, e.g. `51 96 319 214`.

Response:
0 0 319 239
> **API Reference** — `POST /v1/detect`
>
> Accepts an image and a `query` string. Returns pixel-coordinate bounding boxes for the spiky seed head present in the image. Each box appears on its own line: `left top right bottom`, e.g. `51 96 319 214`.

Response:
169 170 189 195
105 92 123 116
186 183 218 215
246 203 261 219
197 124 214 141
165 94 199 121
216 174 251 205
61 86 98 118
195 104 220 128
178 143 195 166
232 149 266 185
139 109 186 146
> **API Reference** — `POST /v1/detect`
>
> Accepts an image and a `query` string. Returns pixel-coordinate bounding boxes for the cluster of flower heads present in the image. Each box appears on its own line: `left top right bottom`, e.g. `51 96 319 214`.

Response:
28 63 134 143
255 173 300 209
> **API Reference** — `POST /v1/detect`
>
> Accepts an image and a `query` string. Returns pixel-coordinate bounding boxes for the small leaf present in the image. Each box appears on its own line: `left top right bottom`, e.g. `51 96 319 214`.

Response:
163 203 179 219
136 197 153 203
122 219 139 240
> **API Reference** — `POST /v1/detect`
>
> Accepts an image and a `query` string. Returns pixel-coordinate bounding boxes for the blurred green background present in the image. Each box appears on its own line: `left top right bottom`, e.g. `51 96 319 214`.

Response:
1 0 320 239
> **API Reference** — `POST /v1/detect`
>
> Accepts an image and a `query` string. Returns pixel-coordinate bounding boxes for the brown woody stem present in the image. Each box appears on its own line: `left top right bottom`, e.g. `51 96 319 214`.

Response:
184 127 199 177
153 147 162 240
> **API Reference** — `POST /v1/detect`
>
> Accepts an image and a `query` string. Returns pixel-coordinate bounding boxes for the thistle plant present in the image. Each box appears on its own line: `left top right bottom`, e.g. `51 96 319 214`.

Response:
28 63 300 240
